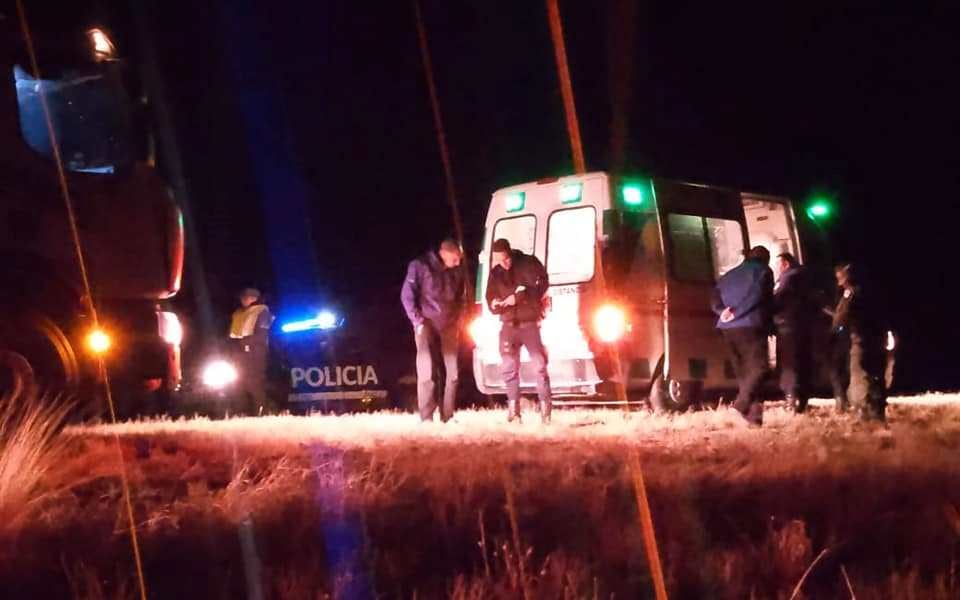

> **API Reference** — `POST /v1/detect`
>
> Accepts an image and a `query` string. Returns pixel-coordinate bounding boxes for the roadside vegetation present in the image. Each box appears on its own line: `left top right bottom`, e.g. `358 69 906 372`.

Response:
1 394 959 598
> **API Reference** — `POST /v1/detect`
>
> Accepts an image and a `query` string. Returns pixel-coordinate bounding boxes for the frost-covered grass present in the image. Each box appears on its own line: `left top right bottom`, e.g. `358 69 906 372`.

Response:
3 394 959 599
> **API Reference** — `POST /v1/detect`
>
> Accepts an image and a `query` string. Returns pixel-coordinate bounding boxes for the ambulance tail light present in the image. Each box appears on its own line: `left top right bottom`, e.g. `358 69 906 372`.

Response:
468 315 498 347
592 304 627 343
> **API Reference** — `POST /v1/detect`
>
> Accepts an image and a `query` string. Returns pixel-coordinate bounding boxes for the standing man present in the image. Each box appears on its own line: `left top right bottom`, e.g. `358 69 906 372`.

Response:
772 252 817 413
229 288 274 414
486 239 552 423
831 263 887 422
401 239 465 422
826 264 852 412
711 246 774 425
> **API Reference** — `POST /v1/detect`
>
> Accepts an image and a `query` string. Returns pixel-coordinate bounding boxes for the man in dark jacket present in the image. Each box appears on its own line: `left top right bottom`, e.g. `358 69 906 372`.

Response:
400 239 466 422
711 246 774 425
831 263 887 422
773 252 817 413
485 238 552 423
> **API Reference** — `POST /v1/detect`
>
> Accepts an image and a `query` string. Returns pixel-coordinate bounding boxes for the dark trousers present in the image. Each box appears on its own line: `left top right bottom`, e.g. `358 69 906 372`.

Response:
238 348 270 414
849 331 887 421
722 326 768 424
415 322 459 422
829 331 851 411
777 327 813 412
499 322 552 417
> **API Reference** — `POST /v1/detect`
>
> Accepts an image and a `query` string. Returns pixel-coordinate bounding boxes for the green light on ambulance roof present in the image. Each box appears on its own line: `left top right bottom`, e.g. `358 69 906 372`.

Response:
504 191 525 213
560 183 582 204
622 184 646 207
805 197 834 221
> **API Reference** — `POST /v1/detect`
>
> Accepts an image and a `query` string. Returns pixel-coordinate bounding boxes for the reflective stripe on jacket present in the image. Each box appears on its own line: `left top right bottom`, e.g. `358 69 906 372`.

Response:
230 304 272 339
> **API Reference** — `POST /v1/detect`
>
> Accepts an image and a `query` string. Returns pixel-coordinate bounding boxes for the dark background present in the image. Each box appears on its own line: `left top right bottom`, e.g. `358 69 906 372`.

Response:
14 1 960 391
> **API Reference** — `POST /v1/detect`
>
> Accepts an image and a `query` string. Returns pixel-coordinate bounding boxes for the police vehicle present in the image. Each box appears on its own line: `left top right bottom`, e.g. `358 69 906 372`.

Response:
193 298 411 414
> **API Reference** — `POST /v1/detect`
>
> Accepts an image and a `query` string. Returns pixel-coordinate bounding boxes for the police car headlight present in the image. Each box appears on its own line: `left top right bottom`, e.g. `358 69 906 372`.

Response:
202 359 238 389
593 304 627 343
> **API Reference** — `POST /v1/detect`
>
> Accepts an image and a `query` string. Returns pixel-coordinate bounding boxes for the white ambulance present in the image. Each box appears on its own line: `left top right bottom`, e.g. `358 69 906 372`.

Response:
468 172 807 410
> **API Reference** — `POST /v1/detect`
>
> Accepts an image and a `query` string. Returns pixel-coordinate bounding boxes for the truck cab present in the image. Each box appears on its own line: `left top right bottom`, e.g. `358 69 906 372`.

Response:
0 15 183 415
469 172 808 408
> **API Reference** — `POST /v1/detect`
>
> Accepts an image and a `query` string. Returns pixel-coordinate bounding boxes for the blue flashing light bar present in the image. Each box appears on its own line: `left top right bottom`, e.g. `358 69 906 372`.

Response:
280 310 340 333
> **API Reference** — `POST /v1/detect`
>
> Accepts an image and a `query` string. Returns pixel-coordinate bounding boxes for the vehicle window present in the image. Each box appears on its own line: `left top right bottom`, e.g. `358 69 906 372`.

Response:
491 215 536 256
667 214 744 282
547 206 596 284
14 65 135 173
667 214 713 282
705 217 745 277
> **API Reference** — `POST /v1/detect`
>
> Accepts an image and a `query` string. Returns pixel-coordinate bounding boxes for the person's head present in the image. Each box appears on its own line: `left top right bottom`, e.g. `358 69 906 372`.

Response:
835 263 853 287
491 238 513 270
777 252 798 275
438 238 463 269
748 245 770 266
239 288 260 308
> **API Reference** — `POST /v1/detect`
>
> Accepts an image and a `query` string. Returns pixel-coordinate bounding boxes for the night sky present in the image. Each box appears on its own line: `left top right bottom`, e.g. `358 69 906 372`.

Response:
25 1 960 390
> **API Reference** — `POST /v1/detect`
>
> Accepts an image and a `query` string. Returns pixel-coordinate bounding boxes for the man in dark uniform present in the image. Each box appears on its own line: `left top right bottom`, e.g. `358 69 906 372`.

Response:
485 238 552 423
773 252 817 413
229 288 274 414
831 263 887 422
400 239 465 422
711 246 774 425
827 265 852 412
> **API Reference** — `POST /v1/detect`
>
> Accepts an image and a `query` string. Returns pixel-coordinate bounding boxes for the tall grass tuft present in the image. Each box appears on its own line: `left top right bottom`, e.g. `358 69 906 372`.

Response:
0 389 72 534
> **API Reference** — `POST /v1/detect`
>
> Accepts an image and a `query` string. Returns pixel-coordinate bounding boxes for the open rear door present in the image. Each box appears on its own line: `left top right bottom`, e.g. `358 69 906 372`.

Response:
653 180 748 388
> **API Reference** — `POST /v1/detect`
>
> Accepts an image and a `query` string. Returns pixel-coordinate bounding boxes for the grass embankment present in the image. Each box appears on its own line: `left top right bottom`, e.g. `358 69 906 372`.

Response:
1 396 959 598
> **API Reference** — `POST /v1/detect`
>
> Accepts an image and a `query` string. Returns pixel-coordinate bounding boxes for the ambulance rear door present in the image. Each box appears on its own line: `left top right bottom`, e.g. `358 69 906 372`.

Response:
654 180 748 388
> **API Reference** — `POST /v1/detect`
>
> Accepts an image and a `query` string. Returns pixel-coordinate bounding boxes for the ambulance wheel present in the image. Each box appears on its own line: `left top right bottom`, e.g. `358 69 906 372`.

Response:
649 376 701 413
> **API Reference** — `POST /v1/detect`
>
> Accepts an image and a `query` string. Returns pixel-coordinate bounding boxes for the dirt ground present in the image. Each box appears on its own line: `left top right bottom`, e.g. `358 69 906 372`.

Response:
3 395 960 599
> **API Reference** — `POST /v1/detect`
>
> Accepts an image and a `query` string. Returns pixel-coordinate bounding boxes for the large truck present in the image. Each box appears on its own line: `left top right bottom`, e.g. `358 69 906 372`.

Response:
0 16 183 414
468 172 838 411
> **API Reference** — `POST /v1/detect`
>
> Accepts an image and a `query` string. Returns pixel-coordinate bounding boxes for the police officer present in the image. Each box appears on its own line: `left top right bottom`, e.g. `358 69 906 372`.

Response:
711 246 774 425
773 252 817 413
229 288 274 414
400 239 465 422
827 265 852 412
831 263 887 421
486 238 552 423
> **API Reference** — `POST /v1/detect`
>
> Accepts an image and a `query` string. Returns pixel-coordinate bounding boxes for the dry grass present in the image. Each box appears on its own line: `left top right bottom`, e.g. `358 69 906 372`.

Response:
0 392 72 535
2 394 959 598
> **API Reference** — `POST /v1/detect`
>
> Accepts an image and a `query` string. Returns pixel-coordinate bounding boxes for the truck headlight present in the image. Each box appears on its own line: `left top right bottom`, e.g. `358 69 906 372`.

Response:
202 359 238 389
86 329 112 355
158 311 183 346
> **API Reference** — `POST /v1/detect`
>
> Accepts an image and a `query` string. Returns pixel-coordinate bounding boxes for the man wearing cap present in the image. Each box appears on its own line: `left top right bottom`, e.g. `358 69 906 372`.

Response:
230 288 275 414
400 239 466 422
711 246 775 425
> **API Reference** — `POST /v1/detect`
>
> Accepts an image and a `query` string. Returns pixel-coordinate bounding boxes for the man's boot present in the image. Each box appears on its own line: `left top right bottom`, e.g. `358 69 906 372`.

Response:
785 394 798 413
507 401 521 423
835 396 849 413
539 401 551 424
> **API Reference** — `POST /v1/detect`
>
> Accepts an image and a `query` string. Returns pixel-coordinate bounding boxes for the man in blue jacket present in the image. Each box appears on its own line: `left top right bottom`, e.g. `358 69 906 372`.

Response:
400 239 465 422
711 246 774 425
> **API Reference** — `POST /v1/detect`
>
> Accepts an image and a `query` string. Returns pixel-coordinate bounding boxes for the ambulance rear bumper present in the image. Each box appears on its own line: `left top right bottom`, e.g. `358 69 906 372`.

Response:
472 354 602 396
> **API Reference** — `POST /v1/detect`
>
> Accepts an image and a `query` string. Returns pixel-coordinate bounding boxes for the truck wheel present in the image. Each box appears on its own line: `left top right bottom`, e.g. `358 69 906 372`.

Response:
649 375 701 413
0 315 78 398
